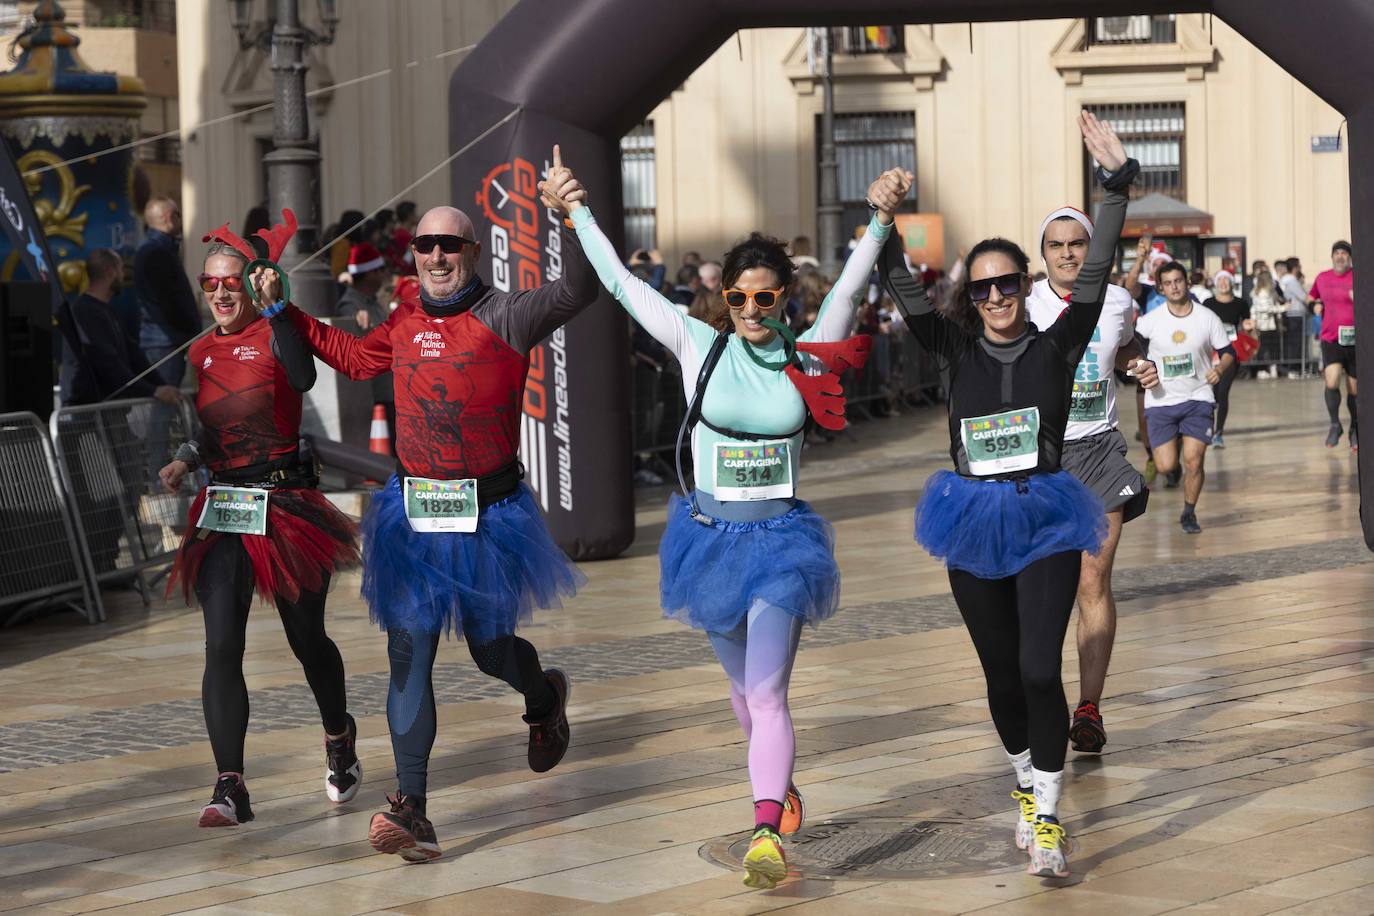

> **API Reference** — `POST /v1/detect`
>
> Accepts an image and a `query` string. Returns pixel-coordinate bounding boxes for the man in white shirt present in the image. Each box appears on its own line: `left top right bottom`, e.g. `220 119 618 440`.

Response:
1027 206 1160 755
1136 261 1237 534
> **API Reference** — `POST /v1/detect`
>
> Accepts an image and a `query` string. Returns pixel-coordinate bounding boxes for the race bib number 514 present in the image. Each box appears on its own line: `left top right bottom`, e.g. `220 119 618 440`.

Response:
713 441 794 501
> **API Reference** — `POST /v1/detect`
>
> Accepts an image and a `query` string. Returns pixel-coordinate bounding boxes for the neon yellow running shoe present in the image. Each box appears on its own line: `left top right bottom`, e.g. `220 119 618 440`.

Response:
742 826 787 889
1011 787 1036 852
780 783 805 836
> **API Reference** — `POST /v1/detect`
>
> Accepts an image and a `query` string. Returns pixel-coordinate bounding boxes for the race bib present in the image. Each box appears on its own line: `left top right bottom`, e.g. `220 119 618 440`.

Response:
713 441 793 501
198 486 269 536
1223 323 1238 342
404 476 478 532
1339 325 1356 346
960 407 1040 477
1162 353 1195 379
1068 380 1109 422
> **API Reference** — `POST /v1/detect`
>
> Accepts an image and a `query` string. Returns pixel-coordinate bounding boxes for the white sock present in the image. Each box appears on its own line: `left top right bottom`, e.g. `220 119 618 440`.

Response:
1033 767 1062 820
1007 749 1033 789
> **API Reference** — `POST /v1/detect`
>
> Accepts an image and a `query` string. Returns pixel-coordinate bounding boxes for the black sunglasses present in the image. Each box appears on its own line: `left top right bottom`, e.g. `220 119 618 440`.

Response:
412 234 476 255
968 272 1025 303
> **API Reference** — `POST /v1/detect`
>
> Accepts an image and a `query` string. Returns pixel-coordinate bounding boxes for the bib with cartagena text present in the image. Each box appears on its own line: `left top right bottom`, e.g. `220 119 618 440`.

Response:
404 476 478 533
1068 380 1109 422
713 440 794 501
198 486 269 536
1162 353 1195 379
960 407 1040 476
1339 325 1355 346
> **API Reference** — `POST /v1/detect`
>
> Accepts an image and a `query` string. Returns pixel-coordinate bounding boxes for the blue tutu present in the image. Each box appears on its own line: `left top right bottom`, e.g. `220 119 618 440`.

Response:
360 476 585 641
659 493 840 633
915 469 1107 579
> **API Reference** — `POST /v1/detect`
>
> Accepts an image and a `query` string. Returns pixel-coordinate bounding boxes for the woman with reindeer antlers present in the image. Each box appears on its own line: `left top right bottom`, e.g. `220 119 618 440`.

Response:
159 211 364 828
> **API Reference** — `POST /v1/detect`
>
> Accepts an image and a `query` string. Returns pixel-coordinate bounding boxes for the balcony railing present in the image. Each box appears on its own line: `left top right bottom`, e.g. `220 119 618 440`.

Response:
1086 15 1176 47
84 0 176 33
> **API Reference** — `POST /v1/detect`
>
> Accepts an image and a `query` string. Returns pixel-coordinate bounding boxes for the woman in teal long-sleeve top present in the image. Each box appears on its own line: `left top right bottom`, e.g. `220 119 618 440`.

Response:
558 155 911 890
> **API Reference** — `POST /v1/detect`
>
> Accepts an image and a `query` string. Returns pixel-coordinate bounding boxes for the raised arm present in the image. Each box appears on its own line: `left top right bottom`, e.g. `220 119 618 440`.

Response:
1048 112 1139 361
805 168 910 343
879 228 969 359
269 311 316 392
286 304 395 380
571 205 706 361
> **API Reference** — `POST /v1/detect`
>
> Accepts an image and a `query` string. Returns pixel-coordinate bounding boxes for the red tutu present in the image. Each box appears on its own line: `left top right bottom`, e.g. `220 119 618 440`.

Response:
168 487 360 606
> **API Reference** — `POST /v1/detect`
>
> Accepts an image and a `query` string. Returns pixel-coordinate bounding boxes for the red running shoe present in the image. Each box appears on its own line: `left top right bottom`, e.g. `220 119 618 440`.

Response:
1070 701 1106 753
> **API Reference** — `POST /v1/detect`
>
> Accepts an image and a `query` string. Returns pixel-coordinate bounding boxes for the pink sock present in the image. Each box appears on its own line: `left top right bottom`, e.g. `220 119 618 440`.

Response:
754 798 784 831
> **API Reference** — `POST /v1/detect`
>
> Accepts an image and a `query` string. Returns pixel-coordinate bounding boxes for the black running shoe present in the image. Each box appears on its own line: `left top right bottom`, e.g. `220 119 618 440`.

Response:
199 773 254 827
1164 468 1182 488
325 713 362 803
1180 512 1202 535
1069 701 1106 753
1326 423 1343 448
369 794 441 862
526 668 572 773
1351 426 1359 452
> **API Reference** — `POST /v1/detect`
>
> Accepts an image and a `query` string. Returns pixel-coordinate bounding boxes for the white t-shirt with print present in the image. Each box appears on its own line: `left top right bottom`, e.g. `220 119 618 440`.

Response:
1136 302 1232 408
1026 279 1136 439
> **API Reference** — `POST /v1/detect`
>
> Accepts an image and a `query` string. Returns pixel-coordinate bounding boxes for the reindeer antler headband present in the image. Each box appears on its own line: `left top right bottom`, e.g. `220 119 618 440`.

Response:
202 208 298 306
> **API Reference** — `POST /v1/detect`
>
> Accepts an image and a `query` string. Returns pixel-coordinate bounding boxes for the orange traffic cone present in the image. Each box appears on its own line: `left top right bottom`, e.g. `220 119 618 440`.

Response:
369 403 392 457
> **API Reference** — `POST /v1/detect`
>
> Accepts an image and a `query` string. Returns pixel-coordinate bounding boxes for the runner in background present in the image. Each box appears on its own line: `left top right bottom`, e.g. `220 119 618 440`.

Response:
1309 241 1357 450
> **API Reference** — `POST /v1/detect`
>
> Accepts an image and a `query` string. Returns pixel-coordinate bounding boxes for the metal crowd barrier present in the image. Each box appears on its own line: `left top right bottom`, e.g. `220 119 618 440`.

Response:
48 396 200 607
0 411 102 624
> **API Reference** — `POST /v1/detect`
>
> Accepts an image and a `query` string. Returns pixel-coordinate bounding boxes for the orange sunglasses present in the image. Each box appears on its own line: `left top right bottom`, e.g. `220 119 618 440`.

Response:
723 287 785 310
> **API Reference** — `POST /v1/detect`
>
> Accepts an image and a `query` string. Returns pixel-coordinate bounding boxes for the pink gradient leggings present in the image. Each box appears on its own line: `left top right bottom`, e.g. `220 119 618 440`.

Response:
707 600 804 803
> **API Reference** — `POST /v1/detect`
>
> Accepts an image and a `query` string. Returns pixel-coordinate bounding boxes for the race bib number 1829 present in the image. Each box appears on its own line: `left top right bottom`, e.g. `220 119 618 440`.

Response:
404 477 479 533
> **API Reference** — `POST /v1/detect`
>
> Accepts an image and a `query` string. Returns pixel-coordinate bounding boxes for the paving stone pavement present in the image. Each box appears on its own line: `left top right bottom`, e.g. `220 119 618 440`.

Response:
0 537 1366 773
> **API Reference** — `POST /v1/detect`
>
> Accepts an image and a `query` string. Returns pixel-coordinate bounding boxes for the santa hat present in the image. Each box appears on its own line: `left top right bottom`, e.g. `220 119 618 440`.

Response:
348 243 386 275
1037 206 1094 266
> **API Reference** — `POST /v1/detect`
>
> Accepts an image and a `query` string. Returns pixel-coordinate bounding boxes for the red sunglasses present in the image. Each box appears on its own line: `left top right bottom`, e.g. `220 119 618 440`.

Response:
198 273 245 294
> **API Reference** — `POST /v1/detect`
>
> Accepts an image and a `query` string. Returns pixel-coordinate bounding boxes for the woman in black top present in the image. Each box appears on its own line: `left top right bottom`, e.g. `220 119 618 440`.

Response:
880 113 1137 879
1203 274 1252 445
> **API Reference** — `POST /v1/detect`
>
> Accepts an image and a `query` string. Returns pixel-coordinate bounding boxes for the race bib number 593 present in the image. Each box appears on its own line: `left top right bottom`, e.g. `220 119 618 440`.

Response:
960 407 1040 476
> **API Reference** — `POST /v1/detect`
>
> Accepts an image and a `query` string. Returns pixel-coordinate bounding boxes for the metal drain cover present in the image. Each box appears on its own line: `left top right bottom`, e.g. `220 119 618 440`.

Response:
699 818 1026 880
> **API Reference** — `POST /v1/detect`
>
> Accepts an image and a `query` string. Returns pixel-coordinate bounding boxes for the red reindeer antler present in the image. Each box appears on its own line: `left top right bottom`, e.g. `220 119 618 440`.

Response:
255 208 298 262
201 223 256 261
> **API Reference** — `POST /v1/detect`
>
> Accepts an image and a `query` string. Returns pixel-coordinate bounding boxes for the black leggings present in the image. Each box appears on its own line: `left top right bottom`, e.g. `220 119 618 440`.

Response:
196 536 349 774
948 550 1080 772
386 625 555 799
1212 360 1239 434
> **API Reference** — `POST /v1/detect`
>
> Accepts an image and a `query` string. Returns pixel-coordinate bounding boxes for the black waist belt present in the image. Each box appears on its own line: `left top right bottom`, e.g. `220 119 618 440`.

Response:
395 459 524 509
700 416 805 441
212 452 318 490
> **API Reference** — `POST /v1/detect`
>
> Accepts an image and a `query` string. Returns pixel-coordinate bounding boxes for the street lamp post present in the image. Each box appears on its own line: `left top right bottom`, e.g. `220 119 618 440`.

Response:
815 27 843 278
230 0 338 317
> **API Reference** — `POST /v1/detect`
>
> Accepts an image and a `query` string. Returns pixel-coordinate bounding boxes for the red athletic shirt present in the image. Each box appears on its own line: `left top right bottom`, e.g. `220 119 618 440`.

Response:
189 317 302 472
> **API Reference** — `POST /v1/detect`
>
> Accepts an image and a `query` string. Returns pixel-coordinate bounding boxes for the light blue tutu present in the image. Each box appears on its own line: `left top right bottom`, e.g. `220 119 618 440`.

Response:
360 476 584 641
659 493 840 632
915 469 1107 579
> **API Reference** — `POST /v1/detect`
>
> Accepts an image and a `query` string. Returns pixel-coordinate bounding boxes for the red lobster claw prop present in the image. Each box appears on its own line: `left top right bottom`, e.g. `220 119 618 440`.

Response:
202 209 299 305
788 335 873 430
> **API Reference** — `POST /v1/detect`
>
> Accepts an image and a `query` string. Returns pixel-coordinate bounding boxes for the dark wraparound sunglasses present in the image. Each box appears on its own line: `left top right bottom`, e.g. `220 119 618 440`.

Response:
968 272 1025 303
412 234 477 254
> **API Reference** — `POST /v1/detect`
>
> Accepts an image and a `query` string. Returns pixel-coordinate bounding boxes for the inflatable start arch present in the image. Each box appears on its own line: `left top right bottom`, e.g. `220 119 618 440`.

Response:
448 0 1374 559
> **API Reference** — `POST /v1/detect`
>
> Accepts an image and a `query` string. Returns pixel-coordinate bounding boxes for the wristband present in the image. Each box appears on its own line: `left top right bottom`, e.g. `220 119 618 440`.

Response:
865 198 880 212
261 299 288 319
174 440 202 471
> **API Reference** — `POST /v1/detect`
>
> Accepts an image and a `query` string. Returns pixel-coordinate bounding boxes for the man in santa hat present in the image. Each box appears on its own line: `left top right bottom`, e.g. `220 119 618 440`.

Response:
337 242 395 452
